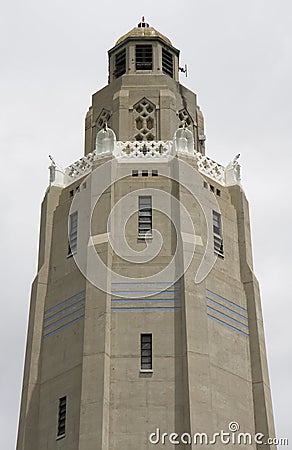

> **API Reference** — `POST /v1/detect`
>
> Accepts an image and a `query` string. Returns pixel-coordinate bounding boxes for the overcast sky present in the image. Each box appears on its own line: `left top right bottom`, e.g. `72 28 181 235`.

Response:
1 0 291 448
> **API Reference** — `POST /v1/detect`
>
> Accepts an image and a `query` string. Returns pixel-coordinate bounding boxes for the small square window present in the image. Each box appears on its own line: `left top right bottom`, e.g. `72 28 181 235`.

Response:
152 170 158 176
203 181 208 189
216 189 221 196
132 170 139 177
142 170 148 177
82 182 87 189
75 186 80 193
210 185 215 193
69 190 74 197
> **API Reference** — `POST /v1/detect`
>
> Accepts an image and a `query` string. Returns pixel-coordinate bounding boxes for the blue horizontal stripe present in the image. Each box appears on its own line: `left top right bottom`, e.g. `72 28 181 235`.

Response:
207 305 248 329
111 307 181 312
112 290 180 296
45 290 86 315
206 298 248 321
44 298 85 322
43 307 85 331
112 282 180 286
43 315 85 338
206 289 247 313
207 314 249 337
112 298 181 304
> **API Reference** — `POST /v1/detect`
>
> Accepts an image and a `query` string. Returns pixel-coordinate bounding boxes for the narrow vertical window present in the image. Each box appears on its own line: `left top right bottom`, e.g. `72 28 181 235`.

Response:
68 211 78 255
57 396 67 438
141 333 152 370
213 210 224 258
138 196 152 237
114 48 126 78
162 48 174 78
136 45 153 70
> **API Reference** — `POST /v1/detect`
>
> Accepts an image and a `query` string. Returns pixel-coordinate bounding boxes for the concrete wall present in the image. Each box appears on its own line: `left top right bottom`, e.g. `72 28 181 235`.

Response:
84 75 204 155
17 28 275 450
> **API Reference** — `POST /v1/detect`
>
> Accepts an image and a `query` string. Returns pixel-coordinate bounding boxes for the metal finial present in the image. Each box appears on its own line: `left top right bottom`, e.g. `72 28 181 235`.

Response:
138 16 149 28
49 154 56 166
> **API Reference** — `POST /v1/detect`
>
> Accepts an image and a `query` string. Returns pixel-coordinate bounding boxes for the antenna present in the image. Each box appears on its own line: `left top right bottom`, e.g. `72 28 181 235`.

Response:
179 64 188 77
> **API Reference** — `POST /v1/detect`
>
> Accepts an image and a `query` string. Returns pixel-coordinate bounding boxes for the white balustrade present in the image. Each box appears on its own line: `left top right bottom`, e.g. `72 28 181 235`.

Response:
54 141 236 187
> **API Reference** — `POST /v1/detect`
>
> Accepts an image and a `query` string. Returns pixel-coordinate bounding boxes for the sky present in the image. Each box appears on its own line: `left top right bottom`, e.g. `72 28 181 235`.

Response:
1 0 291 448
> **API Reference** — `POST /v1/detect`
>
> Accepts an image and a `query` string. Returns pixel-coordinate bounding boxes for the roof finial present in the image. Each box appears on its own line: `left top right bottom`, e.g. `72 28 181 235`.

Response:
138 16 149 28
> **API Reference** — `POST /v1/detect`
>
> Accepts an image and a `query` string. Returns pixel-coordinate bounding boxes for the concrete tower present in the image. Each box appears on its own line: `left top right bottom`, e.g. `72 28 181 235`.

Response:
17 19 276 449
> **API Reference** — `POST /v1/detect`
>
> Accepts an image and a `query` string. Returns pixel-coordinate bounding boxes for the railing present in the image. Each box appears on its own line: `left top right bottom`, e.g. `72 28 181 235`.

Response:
65 150 97 180
194 151 225 184
116 140 172 158
62 141 226 186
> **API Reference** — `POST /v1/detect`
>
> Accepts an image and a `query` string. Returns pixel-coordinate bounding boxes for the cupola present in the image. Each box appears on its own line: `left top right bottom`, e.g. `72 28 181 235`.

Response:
108 18 180 82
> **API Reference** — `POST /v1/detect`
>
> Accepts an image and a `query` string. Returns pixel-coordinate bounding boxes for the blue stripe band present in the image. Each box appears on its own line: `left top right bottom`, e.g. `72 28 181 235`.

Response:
206 289 247 313
44 298 85 322
207 314 249 337
112 290 180 296
45 290 86 315
43 315 85 338
206 298 248 321
206 305 248 329
43 306 85 331
112 298 180 304
112 282 180 286
112 307 181 312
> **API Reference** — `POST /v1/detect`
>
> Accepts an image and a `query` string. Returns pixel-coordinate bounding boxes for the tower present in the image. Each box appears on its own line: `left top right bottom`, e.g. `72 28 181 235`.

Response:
17 19 276 449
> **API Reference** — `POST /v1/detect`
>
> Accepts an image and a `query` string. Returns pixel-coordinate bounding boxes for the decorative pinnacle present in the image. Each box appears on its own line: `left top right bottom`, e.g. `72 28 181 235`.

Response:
49 154 56 167
138 16 149 28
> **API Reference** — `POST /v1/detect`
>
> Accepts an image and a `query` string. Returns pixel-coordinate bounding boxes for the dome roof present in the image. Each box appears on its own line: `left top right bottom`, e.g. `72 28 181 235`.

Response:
115 25 172 47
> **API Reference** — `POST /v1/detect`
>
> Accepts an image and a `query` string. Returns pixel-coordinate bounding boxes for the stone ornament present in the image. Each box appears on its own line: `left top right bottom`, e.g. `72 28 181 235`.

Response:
225 153 241 186
49 125 240 188
48 155 65 187
174 127 194 155
95 124 116 156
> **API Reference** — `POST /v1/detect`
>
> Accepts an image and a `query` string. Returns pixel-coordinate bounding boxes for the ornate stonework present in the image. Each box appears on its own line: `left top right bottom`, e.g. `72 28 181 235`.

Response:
95 109 112 132
133 98 156 141
52 133 231 187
